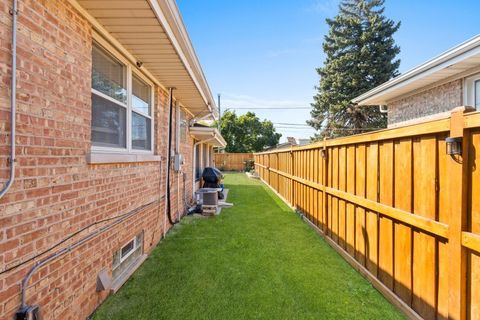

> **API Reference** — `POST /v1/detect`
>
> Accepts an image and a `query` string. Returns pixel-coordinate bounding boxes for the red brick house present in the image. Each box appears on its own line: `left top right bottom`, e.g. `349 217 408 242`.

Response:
353 35 480 127
0 0 225 319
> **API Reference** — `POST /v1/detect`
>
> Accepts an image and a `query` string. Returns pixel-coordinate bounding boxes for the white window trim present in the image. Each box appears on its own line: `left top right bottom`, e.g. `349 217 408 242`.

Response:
91 35 155 155
114 233 143 267
119 236 138 263
464 73 480 110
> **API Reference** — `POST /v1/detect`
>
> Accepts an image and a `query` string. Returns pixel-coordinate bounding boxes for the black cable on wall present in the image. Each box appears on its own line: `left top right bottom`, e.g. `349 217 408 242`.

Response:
165 87 177 225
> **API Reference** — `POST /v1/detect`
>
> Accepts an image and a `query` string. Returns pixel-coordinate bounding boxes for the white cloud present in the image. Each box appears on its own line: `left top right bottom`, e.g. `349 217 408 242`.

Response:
221 93 309 110
306 0 339 15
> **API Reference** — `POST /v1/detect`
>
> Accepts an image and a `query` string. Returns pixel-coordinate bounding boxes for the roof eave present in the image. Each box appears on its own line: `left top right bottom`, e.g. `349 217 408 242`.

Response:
353 34 480 106
189 127 227 147
149 0 217 117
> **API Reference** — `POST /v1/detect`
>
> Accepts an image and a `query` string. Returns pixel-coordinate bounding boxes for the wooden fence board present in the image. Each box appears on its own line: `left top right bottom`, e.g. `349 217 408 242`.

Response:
338 146 347 249
379 141 394 290
346 145 356 256
254 111 480 320
469 131 480 320
412 137 437 319
393 139 413 306
332 148 339 243
214 153 254 171
355 145 366 266
437 135 449 320
366 143 379 277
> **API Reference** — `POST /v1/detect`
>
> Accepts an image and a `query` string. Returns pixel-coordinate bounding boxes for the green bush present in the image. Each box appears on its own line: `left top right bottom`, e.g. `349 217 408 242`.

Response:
244 159 255 172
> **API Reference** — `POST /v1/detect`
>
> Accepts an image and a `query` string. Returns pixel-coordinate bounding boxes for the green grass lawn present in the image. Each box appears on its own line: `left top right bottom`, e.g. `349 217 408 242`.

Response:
93 173 404 320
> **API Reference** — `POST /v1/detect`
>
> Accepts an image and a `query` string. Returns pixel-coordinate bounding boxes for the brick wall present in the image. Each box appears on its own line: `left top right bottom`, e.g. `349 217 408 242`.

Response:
0 0 195 319
387 79 463 126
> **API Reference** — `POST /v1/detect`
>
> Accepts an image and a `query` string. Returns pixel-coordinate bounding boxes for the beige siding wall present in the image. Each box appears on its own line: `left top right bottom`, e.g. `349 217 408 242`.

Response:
387 79 463 126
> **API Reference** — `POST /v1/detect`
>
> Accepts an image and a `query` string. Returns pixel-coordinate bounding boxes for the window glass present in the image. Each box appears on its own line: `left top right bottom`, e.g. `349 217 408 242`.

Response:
112 231 144 281
112 250 121 269
135 232 144 247
92 42 153 152
121 240 135 259
132 112 152 150
195 144 201 180
203 145 209 168
91 95 126 148
475 80 480 109
132 75 151 115
92 44 126 104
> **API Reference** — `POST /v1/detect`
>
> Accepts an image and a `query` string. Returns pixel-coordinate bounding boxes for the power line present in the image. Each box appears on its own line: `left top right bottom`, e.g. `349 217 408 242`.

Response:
275 126 316 131
274 126 385 131
227 107 311 110
273 122 311 126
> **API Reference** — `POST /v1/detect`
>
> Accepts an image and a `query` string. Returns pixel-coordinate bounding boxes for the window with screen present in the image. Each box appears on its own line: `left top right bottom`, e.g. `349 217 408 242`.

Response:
475 80 480 109
91 41 154 152
203 144 209 168
91 44 127 148
195 144 201 180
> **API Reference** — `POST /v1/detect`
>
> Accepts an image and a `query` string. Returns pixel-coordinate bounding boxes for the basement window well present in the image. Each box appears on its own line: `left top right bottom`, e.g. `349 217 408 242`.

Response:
111 231 147 293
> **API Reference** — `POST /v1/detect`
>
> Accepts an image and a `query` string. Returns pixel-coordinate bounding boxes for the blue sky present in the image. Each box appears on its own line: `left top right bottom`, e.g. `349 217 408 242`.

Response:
177 0 480 142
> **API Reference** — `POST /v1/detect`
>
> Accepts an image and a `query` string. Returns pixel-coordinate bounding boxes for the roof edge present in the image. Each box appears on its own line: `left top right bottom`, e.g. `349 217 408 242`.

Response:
149 0 217 118
353 34 480 105
189 126 227 147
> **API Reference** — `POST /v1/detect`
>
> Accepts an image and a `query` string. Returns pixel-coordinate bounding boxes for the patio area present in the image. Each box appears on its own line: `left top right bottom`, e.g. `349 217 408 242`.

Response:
93 173 403 320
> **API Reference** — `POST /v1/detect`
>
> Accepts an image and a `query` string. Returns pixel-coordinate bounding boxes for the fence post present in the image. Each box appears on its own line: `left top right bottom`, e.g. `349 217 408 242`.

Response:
321 138 328 232
290 148 294 207
447 107 472 320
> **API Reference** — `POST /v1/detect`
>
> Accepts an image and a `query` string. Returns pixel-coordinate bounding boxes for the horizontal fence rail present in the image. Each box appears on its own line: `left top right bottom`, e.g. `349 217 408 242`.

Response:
255 108 480 320
214 153 254 171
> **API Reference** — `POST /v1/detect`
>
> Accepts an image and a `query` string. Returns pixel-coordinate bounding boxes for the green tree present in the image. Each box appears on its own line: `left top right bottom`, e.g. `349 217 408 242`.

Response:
218 111 281 152
309 0 400 138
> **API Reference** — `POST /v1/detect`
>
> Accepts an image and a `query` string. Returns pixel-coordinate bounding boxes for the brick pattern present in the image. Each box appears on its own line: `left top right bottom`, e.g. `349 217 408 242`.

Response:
387 79 463 126
0 0 195 319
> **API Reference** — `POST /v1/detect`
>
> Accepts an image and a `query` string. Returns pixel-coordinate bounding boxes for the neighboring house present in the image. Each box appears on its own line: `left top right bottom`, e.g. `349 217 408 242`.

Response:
266 137 311 151
0 0 224 319
353 35 480 127
266 137 298 151
297 138 311 146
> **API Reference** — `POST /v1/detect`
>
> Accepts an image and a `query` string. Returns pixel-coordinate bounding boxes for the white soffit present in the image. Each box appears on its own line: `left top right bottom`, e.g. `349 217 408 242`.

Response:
76 0 217 118
353 35 480 105
189 127 227 147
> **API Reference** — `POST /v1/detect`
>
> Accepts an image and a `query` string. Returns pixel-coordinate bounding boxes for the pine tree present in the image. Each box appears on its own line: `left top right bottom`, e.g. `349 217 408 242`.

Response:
308 0 400 138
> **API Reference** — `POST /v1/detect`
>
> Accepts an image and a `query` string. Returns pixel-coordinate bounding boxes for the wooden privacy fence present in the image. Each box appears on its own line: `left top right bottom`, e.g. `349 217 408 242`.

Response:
255 107 480 320
214 153 254 171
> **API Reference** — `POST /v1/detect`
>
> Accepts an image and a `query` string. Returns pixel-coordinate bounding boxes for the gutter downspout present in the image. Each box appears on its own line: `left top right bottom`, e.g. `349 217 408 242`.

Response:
175 103 181 222
192 134 216 197
0 0 17 199
164 88 177 226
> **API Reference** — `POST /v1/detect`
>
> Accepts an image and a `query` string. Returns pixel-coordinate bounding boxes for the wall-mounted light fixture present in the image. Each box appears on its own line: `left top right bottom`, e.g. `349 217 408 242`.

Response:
446 137 462 155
